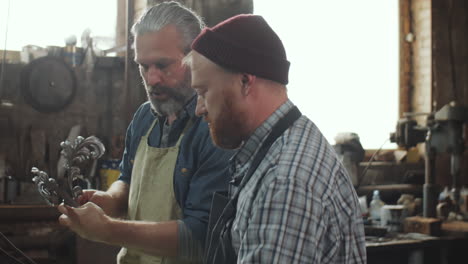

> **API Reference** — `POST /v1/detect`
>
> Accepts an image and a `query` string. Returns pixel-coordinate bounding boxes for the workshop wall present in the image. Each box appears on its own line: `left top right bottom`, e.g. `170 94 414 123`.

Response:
0 57 145 197
431 0 468 187
432 0 468 107
410 0 468 187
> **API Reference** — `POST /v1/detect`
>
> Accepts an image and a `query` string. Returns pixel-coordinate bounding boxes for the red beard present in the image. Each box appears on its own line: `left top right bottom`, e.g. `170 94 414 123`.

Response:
208 94 246 149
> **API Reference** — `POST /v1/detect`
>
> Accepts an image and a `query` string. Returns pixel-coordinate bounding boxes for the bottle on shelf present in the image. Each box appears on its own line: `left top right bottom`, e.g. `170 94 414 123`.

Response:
369 190 385 226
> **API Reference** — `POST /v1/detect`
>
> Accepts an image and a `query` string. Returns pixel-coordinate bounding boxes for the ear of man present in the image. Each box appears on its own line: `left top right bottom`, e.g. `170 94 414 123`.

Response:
240 73 256 96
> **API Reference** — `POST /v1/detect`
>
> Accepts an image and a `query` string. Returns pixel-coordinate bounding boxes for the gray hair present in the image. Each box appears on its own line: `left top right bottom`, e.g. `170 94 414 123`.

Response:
131 1 205 54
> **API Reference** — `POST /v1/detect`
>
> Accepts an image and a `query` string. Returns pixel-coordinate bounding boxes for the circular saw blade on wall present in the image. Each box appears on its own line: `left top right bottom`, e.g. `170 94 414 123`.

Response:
21 56 77 113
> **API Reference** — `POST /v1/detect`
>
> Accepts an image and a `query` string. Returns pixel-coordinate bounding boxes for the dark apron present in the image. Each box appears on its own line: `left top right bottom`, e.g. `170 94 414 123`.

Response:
204 106 302 264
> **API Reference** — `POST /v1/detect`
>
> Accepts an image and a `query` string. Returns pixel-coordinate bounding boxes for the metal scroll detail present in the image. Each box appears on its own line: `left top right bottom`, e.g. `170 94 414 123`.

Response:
32 136 105 207
31 167 61 206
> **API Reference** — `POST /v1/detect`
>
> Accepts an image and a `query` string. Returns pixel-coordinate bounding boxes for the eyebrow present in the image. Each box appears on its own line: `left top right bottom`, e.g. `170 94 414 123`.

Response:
135 57 175 65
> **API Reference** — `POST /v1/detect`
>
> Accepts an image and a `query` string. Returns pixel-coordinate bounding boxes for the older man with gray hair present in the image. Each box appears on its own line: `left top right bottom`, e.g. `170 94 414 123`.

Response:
57 2 232 264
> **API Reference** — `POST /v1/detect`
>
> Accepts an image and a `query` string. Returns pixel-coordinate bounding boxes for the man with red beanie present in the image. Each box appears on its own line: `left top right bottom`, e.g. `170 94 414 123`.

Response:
184 14 367 264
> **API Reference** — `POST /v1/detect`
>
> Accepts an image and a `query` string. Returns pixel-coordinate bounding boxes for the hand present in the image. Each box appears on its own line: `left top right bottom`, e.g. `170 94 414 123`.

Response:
58 202 113 243
76 189 121 217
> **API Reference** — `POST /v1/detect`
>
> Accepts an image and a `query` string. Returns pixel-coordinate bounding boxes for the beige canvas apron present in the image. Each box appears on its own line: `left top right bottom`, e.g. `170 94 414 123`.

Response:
117 119 191 264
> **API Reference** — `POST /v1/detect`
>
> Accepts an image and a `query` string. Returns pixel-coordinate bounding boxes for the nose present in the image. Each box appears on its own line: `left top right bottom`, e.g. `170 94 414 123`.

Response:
145 65 163 87
195 95 207 117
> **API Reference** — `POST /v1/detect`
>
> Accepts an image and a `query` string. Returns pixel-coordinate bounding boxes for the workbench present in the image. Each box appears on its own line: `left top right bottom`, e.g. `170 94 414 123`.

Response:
3 205 468 264
366 226 468 264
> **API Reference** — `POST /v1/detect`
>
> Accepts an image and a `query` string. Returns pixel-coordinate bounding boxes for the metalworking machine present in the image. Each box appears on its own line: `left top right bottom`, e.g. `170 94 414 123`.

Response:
390 102 468 218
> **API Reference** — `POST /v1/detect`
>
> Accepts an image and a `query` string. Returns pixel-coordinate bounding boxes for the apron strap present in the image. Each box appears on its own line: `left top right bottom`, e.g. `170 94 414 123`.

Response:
144 118 158 138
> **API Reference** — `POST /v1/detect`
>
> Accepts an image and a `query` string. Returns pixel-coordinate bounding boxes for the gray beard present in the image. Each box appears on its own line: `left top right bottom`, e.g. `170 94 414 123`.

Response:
146 71 194 117
150 95 189 117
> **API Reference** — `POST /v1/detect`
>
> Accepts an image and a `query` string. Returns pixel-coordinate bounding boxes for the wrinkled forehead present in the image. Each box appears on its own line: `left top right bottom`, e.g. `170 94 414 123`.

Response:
134 25 185 62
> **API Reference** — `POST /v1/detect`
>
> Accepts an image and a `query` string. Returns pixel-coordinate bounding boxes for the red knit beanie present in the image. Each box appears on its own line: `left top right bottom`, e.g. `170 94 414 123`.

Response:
191 14 290 85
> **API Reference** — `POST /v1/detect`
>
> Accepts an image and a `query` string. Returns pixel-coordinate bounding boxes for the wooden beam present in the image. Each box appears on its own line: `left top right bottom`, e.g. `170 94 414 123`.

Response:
124 0 135 123
399 0 413 117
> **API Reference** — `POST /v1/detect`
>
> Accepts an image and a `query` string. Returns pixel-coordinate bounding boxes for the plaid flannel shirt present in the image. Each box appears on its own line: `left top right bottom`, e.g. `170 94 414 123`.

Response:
229 99 367 264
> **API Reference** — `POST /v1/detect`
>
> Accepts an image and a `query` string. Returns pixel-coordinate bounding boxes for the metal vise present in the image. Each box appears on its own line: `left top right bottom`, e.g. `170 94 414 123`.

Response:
390 102 468 217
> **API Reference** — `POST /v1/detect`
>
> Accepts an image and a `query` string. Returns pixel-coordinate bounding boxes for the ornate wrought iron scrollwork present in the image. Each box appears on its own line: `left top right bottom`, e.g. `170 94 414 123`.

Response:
32 135 105 207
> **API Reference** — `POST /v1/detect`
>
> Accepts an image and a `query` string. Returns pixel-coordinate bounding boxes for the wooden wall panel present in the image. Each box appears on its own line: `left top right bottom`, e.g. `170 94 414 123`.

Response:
431 0 468 186
399 0 413 117
432 0 468 108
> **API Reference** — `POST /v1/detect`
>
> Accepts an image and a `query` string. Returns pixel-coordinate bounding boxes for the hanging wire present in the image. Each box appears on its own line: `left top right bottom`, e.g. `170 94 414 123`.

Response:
0 232 38 264
355 138 390 189
0 0 12 99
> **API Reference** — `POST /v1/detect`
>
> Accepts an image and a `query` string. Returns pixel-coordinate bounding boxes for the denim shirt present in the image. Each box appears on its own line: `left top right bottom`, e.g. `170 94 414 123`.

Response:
118 96 233 246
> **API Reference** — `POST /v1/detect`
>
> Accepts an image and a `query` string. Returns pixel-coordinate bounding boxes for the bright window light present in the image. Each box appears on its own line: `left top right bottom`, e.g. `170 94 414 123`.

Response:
0 0 116 51
254 0 398 149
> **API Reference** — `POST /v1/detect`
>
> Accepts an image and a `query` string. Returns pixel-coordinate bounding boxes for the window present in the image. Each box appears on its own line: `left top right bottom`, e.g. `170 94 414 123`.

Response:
0 0 116 51
254 0 398 149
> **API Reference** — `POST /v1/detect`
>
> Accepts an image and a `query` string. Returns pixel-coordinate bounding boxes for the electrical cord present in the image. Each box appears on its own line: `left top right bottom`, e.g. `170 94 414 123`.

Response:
0 232 37 264
355 138 390 189
0 246 26 264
